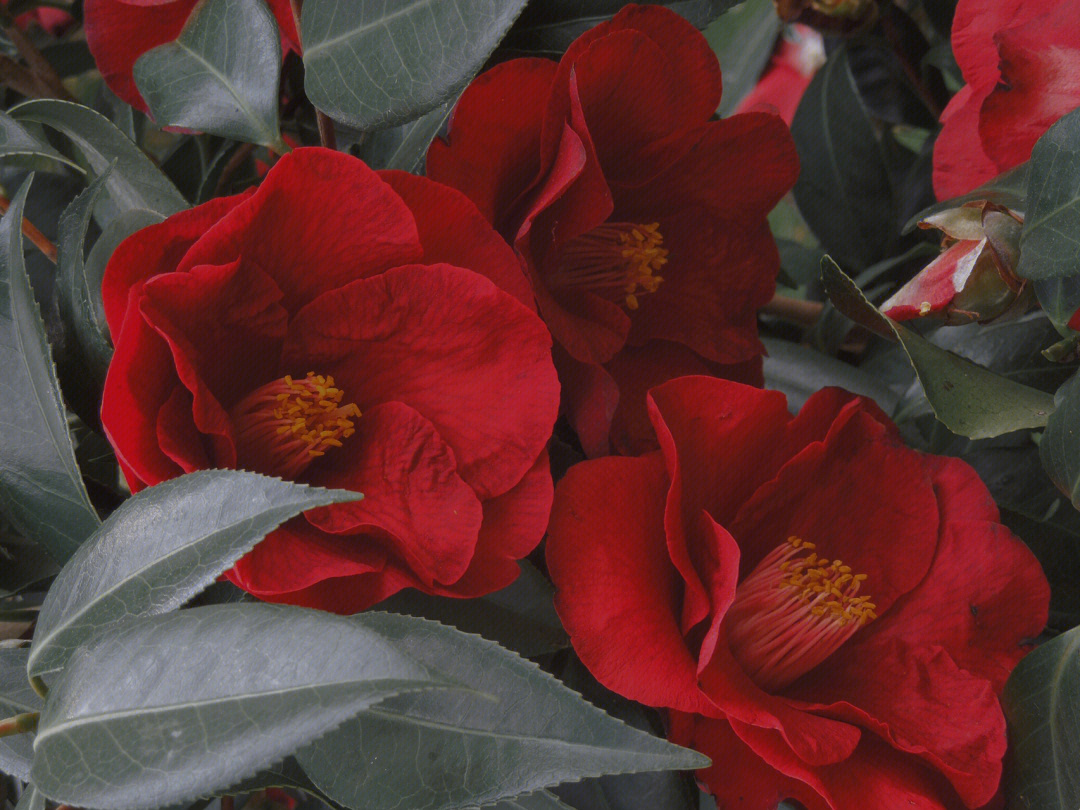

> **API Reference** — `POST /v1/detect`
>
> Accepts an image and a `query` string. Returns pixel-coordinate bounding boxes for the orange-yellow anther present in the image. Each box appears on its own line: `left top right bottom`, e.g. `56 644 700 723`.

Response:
550 221 668 310
230 372 361 479
725 536 877 692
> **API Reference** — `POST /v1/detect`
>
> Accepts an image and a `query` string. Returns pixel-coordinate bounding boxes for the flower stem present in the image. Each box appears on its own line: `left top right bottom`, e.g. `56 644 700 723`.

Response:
0 192 58 264
0 712 38 738
29 675 48 700
762 294 824 327
2 22 76 102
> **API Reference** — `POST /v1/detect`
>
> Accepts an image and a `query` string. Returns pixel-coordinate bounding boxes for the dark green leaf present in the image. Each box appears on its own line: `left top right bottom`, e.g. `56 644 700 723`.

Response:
821 257 1056 438
0 646 42 781
9 100 187 218
1018 107 1080 282
0 111 82 173
297 612 707 810
791 48 895 271
762 336 902 414
359 100 452 174
1034 275 1080 336
1002 510 1080 632
55 167 114 390
28 470 362 677
505 1 738 54
301 0 530 130
0 533 58 597
374 561 568 657
1002 626 1080 809
0 176 100 564
1040 372 1080 510
32 603 448 809
13 786 44 810
707 0 781 117
134 0 283 146
904 162 1029 233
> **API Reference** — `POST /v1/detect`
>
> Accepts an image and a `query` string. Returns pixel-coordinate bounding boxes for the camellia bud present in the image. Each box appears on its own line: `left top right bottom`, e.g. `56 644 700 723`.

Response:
882 202 1029 325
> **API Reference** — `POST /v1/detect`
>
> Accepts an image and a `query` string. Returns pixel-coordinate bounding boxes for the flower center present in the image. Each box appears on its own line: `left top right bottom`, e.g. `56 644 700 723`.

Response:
230 372 361 479
725 536 877 692
549 221 668 310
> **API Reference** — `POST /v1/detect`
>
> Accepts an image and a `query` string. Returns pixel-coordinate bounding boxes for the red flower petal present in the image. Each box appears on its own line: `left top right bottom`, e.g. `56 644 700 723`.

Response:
174 149 424 313
789 637 1007 808
156 385 209 473
140 259 289 407
302 401 484 590
283 264 558 500
933 87 1000 200
100 287 185 487
881 240 984 321
427 58 557 233
547 452 718 715
950 0 1028 92
102 191 252 337
728 407 939 612
84 0 299 112
378 170 534 307
554 348 621 459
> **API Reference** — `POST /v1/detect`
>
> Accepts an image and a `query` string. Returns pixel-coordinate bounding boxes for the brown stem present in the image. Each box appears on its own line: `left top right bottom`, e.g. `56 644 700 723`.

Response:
0 712 38 738
0 192 59 264
761 294 824 327
213 142 257 197
0 52 46 99
221 797 235 810
287 0 337 149
3 23 75 102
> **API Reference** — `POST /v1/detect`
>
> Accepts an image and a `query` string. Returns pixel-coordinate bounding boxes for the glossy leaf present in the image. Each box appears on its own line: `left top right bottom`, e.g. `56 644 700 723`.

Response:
1002 626 1080 810
28 470 361 677
361 101 452 174
55 168 114 390
134 0 283 146
0 646 42 781
9 100 187 218
31 603 447 809
792 48 895 271
821 257 1056 438
1018 108 1080 282
0 176 99 564
0 111 82 173
301 0 530 130
297 612 708 810
374 561 568 657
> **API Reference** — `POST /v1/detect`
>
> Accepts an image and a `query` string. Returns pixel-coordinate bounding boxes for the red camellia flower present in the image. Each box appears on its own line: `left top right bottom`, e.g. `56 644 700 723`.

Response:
84 0 300 112
547 376 1049 809
100 147 559 612
428 4 799 457
933 0 1080 200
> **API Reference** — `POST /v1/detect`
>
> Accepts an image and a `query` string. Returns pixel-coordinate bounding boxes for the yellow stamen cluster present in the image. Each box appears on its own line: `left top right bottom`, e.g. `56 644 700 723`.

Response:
778 536 877 626
617 223 668 310
273 372 361 458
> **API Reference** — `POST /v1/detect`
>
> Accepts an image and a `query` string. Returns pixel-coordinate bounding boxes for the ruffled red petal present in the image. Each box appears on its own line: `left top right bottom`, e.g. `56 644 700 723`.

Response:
283 264 558 500
175 149 424 313
378 170 534 307
427 58 557 234
301 401 484 590
547 452 717 715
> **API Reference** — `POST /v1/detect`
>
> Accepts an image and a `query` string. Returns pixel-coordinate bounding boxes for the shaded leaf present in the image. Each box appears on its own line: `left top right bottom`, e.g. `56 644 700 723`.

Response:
0 111 82 173
821 257 1056 438
1002 626 1080 809
791 48 895 271
13 786 44 810
374 561 568 657
707 0 781 117
1040 372 1080 511
9 99 187 218
301 0 530 130
134 0 283 146
1018 108 1080 282
297 612 707 810
83 208 165 314
32 603 447 809
55 167 114 390
360 100 452 174
0 533 58 597
28 470 361 677
0 176 99 564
